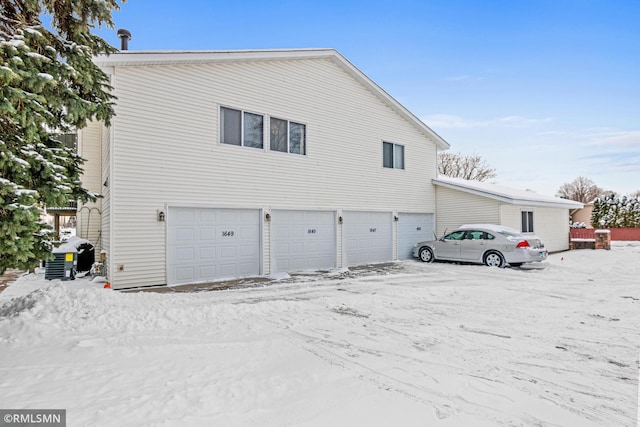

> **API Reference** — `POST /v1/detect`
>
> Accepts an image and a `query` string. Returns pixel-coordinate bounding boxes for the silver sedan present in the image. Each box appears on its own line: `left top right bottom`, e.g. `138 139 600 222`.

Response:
412 224 548 267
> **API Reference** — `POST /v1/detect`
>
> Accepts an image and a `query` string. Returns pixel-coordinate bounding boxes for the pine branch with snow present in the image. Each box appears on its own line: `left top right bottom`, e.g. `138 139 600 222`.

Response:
0 0 123 274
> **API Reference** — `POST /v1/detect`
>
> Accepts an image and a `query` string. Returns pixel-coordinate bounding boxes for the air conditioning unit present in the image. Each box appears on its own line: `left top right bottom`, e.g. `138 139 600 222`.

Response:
45 251 77 281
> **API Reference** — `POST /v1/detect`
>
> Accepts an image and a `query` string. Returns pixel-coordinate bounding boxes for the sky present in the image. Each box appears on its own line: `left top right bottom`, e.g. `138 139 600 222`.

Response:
92 0 639 196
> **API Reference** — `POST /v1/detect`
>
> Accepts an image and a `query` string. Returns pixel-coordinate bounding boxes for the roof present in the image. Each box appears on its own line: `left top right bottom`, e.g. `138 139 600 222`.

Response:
433 176 584 209
93 49 450 150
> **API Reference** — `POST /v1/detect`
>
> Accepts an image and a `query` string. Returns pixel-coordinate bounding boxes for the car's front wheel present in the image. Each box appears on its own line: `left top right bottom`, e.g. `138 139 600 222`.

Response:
484 251 505 268
419 247 434 263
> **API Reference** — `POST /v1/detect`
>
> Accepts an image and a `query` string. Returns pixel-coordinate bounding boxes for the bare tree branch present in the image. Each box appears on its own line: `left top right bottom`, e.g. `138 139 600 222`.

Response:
556 177 605 203
438 152 497 181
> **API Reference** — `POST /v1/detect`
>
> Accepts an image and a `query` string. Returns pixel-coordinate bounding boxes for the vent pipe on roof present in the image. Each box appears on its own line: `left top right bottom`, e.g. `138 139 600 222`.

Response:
117 28 131 50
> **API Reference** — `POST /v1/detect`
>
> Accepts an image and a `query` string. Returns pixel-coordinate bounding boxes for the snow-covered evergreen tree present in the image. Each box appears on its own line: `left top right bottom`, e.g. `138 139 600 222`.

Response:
0 0 122 274
591 193 640 228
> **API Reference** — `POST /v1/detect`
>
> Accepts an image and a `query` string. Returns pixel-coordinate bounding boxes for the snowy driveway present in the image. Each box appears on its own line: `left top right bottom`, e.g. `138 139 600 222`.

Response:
0 243 638 426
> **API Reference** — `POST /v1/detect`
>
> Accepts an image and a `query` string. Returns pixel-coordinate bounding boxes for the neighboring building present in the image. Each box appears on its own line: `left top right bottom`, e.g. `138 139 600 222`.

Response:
78 49 449 289
433 176 583 253
570 202 594 228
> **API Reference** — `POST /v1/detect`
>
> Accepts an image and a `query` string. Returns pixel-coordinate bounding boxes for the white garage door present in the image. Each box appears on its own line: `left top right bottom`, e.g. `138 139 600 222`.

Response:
397 213 435 260
343 211 392 266
167 207 260 286
271 210 336 272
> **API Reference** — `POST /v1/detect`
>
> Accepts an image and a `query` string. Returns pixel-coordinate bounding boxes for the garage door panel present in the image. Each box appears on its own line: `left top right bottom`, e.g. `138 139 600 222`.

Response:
199 265 216 277
271 210 336 273
397 213 434 260
175 208 195 223
198 247 215 260
174 227 194 242
167 207 260 285
175 247 194 262
343 211 392 266
198 227 216 241
175 266 195 282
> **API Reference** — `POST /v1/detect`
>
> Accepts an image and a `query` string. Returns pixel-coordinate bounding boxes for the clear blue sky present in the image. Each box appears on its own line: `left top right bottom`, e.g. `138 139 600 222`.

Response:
94 0 640 196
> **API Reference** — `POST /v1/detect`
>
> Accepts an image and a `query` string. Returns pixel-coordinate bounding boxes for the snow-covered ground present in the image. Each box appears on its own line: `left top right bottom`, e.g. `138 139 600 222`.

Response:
1 243 639 426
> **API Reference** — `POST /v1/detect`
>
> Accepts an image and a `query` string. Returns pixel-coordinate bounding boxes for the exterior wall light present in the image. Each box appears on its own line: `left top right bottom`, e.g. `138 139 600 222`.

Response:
158 210 165 222
265 213 271 222
338 216 343 224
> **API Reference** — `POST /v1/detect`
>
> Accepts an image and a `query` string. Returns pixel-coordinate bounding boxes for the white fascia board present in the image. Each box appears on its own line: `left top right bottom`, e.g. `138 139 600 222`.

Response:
93 48 451 151
93 48 337 67
433 179 584 209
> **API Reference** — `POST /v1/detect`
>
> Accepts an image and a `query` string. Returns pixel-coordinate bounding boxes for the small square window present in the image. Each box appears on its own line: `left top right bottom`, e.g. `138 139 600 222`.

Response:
220 107 264 149
383 142 404 169
270 117 306 155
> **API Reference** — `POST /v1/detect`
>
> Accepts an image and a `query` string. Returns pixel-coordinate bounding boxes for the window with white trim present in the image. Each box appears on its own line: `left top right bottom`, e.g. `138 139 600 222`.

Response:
220 107 264 149
383 142 404 169
270 117 306 155
521 211 534 233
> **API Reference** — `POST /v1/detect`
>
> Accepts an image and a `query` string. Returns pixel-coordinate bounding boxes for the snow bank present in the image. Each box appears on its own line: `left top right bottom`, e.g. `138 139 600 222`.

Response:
0 244 638 426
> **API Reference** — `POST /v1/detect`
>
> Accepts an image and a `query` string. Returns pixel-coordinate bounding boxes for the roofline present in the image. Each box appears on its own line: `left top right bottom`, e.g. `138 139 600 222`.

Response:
94 49 450 150
93 48 338 66
432 178 584 209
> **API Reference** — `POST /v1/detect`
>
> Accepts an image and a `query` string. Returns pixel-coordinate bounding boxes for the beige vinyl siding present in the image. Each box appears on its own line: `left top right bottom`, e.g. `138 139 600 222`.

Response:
101 124 111 275
108 57 438 288
500 205 570 252
435 186 501 237
77 121 102 246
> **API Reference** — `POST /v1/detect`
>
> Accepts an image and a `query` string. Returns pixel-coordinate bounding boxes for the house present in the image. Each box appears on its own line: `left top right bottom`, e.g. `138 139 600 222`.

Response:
77 49 450 289
570 202 594 228
433 176 583 252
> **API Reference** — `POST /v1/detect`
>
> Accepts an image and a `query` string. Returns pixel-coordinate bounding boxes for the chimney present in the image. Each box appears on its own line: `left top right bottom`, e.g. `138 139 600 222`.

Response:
117 29 131 51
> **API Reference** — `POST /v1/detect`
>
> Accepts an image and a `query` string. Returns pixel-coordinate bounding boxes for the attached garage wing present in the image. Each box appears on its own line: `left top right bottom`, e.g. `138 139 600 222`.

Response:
167 207 261 286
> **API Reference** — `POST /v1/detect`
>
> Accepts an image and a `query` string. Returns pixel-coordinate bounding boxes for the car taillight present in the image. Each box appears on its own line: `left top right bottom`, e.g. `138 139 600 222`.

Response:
516 240 530 248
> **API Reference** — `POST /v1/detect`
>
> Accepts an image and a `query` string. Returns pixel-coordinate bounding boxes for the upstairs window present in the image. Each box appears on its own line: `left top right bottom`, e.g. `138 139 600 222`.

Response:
521 211 534 233
270 117 306 155
383 142 404 169
220 107 264 149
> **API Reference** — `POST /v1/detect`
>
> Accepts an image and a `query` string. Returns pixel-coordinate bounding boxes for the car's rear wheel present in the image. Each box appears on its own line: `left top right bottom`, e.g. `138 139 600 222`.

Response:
419 247 434 263
484 251 505 268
